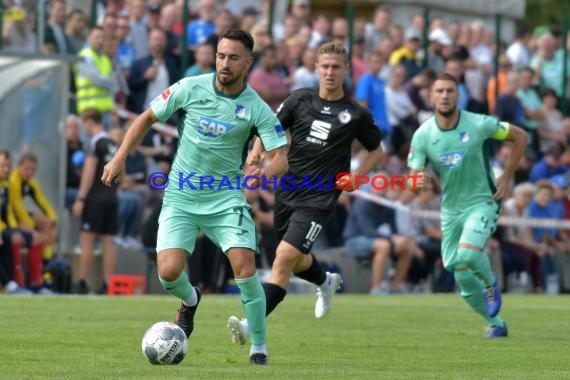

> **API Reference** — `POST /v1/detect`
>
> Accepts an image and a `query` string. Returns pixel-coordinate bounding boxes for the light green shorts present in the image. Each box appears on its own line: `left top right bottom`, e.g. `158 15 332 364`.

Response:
440 201 500 271
156 202 259 256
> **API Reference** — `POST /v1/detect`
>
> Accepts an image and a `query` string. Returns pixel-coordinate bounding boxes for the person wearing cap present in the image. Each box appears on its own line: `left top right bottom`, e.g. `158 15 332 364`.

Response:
426 28 452 72
389 28 422 81
529 144 568 183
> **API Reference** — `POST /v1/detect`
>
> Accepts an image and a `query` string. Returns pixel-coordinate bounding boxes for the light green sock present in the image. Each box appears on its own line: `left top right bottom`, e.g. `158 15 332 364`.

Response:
159 271 197 306
454 271 504 327
236 273 266 346
458 248 495 287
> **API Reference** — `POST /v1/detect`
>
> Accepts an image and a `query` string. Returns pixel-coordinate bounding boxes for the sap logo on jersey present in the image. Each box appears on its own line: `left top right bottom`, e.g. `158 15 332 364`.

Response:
197 116 236 138
438 150 466 168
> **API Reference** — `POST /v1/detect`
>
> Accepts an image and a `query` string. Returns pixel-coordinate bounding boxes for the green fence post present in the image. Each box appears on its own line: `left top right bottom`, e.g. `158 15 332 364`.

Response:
181 0 190 76
494 14 502 110
91 0 97 28
347 2 355 88
562 15 569 116
0 2 3 51
422 7 430 68
268 0 275 42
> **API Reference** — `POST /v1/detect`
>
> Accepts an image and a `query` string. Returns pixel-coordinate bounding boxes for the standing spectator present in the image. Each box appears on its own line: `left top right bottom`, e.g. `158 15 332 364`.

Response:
355 48 391 137
75 27 117 131
248 44 290 112
427 28 452 73
72 109 119 294
65 9 88 54
65 114 84 209
516 67 544 157
494 71 525 127
385 64 417 155
9 153 58 262
127 28 179 114
389 28 422 81
531 33 570 99
43 0 71 54
290 47 319 92
127 0 149 60
204 9 235 55
309 13 331 49
506 27 532 70
187 0 217 50
115 15 136 79
158 3 181 62
364 5 390 52
486 56 512 115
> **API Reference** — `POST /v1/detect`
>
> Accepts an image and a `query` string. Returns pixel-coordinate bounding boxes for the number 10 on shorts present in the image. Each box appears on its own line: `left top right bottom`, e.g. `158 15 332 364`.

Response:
305 221 322 244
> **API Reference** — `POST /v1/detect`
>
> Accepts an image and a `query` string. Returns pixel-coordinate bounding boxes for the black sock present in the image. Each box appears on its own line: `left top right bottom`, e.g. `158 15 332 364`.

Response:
263 282 286 317
294 254 327 286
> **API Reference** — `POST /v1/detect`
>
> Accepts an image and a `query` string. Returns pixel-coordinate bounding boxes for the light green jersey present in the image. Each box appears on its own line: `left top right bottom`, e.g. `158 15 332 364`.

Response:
407 111 506 214
150 73 287 214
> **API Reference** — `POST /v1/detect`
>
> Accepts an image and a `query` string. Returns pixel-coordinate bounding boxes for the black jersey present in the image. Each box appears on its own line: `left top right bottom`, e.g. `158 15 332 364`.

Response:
275 88 382 210
86 132 118 203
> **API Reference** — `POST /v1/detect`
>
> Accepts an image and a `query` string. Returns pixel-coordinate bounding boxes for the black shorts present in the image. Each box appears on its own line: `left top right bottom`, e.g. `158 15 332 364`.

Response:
81 201 118 235
274 203 332 254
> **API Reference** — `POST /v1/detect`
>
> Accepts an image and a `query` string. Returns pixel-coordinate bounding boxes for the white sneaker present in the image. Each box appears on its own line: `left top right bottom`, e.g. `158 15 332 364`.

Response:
315 272 343 319
227 316 250 345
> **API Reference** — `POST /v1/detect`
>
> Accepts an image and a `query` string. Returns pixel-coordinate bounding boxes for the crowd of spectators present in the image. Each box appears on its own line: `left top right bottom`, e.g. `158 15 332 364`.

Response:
1 0 569 295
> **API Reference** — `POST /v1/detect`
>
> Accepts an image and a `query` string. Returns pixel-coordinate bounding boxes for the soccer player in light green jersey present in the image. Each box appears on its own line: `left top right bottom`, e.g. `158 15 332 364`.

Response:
102 29 288 365
407 73 528 338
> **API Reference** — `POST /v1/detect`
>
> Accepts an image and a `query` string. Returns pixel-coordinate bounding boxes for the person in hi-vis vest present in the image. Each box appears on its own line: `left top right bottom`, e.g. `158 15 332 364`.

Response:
74 27 118 131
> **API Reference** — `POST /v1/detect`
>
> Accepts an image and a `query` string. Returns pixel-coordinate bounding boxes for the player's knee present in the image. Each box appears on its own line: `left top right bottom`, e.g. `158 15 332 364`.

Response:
273 248 300 274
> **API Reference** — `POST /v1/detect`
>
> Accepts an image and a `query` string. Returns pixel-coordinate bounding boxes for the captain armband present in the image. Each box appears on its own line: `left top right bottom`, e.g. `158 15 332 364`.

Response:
492 121 510 141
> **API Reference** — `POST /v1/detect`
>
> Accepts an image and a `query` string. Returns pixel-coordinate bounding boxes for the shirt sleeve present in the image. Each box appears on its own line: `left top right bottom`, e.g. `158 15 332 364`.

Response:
9 171 34 228
480 114 509 141
255 102 288 152
276 91 298 131
407 129 428 170
354 109 382 151
354 75 370 102
150 79 187 123
29 179 57 222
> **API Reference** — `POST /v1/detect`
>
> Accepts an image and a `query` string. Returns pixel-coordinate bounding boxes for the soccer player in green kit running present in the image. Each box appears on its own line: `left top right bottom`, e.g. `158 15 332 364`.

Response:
102 29 288 365
407 73 527 337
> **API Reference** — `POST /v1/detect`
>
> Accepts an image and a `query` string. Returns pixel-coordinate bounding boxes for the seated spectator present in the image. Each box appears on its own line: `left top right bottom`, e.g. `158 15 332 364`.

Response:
405 68 436 114
486 56 512 115
529 144 567 183
516 67 544 157
538 88 567 153
528 180 565 293
0 150 49 294
342 182 414 295
494 71 525 127
498 182 543 293
9 153 58 261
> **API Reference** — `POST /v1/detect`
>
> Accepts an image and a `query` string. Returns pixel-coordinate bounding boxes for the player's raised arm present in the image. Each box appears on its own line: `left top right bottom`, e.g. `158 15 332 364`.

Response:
101 108 158 186
491 122 528 200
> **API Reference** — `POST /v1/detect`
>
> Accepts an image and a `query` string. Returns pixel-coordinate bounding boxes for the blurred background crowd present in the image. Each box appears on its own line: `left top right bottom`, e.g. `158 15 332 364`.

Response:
1 0 569 296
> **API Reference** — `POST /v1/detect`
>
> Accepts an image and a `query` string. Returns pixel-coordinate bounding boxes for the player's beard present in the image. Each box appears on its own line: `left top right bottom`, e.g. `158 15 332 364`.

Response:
217 71 240 86
437 105 457 118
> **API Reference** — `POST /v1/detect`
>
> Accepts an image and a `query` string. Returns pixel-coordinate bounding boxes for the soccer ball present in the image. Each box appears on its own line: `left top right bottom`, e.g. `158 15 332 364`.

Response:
141 322 188 365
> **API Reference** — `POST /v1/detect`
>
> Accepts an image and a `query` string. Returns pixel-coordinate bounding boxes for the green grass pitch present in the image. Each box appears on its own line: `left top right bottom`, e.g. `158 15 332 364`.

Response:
1 294 569 379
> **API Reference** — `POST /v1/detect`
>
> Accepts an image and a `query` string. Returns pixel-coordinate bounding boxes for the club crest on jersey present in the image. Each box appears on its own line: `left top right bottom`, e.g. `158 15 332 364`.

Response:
459 131 470 143
235 104 246 118
197 116 237 138
338 110 351 124
438 150 466 169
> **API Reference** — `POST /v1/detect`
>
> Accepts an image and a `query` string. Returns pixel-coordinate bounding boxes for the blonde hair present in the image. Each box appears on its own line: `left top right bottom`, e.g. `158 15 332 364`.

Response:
317 42 348 64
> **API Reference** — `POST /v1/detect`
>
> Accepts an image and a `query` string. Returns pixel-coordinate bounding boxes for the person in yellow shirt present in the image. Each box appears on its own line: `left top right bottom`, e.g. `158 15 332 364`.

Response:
9 153 58 261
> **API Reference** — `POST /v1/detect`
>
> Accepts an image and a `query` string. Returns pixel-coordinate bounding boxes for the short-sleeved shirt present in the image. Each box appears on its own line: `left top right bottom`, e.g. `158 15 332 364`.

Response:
408 111 505 215
276 88 382 211
150 73 287 214
87 131 118 203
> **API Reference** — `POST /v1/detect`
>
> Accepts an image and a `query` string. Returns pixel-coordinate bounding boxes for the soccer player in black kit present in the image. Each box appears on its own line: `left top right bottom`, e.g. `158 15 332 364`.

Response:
72 108 119 294
228 42 384 346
